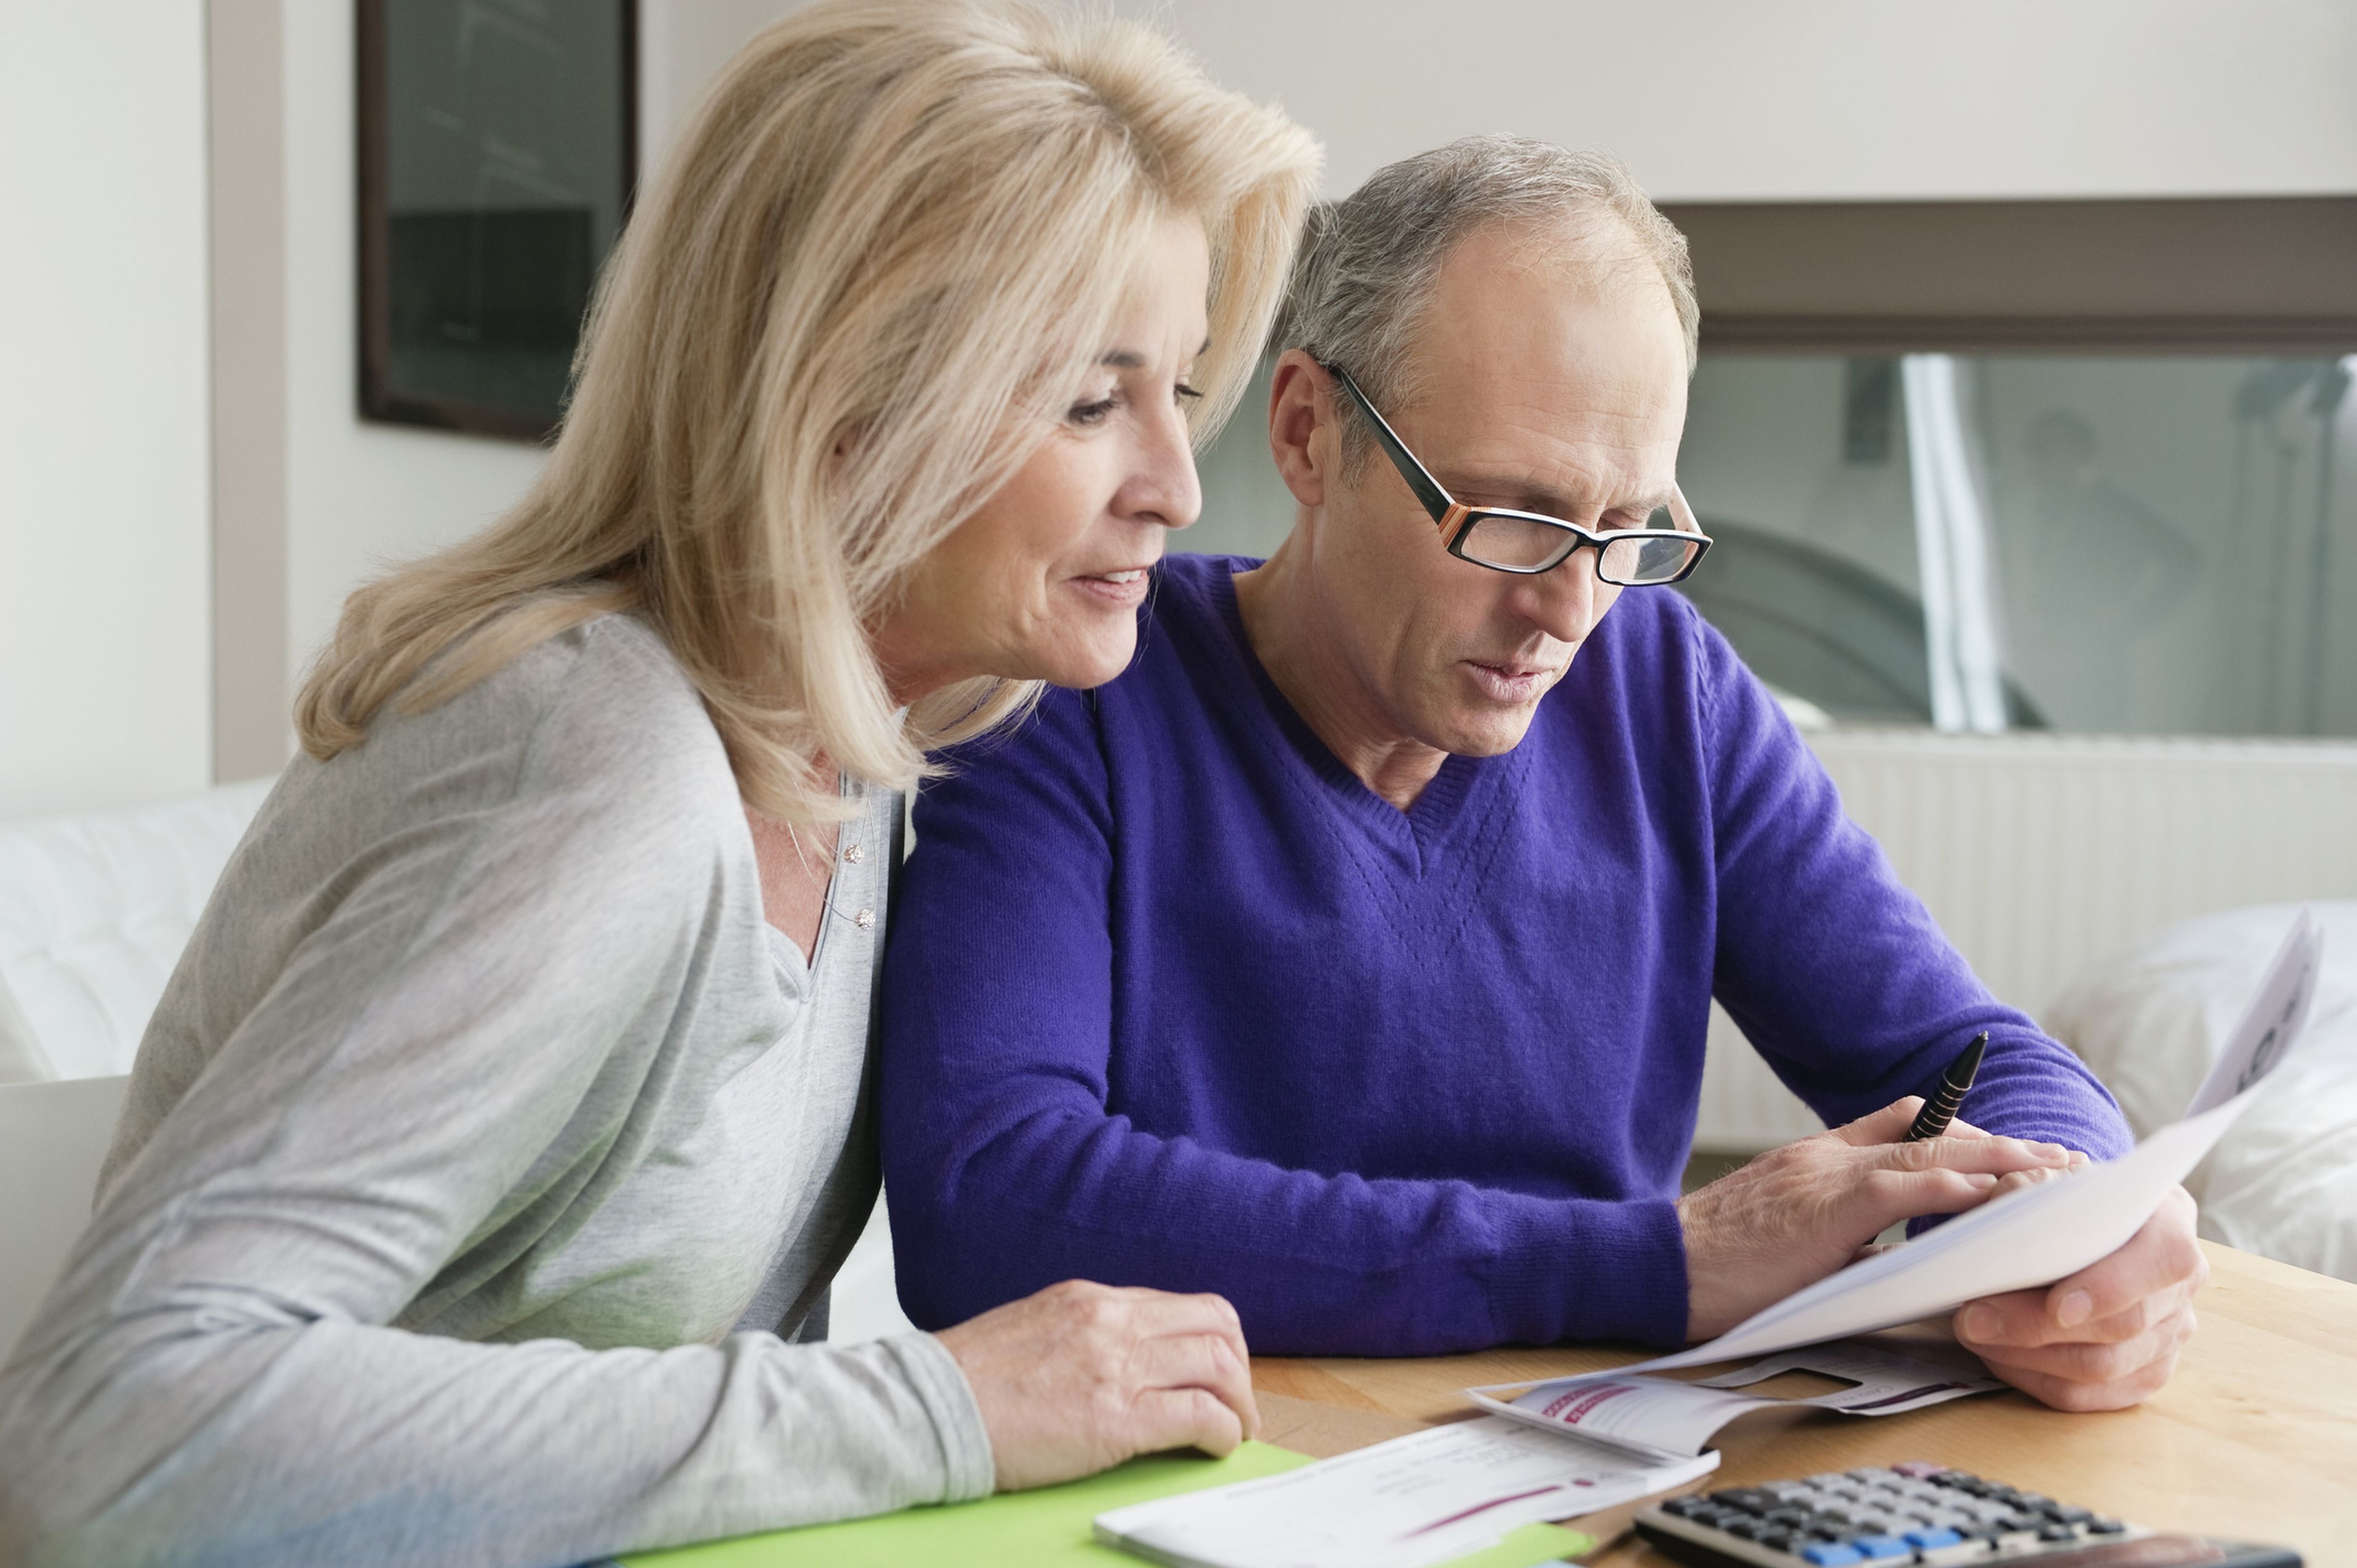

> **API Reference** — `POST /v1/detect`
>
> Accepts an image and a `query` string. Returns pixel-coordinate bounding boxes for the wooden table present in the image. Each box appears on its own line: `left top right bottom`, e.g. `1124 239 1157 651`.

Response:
1252 1242 2357 1564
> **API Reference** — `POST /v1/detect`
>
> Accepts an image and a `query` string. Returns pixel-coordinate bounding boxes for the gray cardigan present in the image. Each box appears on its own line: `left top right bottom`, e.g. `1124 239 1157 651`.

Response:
0 616 993 1567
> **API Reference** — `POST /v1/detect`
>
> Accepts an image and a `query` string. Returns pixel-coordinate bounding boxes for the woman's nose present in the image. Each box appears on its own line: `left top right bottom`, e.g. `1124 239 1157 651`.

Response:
1118 401 1202 531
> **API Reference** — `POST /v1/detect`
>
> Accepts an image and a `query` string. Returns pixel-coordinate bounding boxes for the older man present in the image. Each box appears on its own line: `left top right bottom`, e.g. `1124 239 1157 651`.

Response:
880 137 2205 1410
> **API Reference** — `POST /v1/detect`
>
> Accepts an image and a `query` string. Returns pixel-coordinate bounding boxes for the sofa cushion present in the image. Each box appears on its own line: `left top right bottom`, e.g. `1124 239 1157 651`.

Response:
0 778 274 1080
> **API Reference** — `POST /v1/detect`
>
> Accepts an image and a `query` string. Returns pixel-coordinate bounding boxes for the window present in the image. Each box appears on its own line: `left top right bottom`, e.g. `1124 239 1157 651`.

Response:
1676 350 2356 737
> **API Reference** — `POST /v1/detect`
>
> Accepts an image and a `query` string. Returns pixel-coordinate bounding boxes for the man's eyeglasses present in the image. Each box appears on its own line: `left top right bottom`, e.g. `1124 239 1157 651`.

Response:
1323 362 1712 587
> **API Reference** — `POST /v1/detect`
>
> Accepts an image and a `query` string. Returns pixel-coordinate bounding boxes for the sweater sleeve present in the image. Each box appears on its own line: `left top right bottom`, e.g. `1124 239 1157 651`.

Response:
1690 609 2133 1162
0 657 991 1568
879 690 1687 1358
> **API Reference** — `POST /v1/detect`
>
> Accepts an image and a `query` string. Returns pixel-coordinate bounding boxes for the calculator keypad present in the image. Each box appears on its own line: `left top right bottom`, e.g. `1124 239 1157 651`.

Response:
1638 1464 2132 1566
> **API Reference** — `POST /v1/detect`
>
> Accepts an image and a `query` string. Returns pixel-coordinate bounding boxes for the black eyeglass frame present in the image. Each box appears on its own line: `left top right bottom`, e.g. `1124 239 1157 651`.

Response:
1322 361 1713 585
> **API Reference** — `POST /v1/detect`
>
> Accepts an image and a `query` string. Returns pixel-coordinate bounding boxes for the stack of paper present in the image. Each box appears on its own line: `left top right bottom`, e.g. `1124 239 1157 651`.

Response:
1473 1341 2002 1460
1094 1417 1709 1568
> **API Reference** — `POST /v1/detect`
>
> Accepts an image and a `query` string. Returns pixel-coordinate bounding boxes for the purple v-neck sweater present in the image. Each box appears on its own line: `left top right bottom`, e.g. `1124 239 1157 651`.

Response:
879 554 2129 1355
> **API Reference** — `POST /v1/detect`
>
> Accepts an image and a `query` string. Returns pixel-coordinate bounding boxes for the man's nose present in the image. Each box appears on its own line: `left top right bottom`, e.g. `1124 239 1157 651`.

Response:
1119 402 1202 532
1512 549 1607 643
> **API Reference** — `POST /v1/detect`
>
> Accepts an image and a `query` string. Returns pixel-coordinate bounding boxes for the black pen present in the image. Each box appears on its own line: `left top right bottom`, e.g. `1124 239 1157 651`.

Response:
1904 1032 1987 1141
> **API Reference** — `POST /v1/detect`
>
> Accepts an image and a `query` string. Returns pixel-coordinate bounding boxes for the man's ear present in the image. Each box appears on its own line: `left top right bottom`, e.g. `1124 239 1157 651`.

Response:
1266 349 1332 509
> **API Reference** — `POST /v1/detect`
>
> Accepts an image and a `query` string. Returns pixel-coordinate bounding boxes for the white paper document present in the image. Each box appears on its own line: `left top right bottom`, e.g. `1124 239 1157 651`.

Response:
1503 911 2323 1384
1093 1416 1717 1568
1469 1341 2003 1461
2185 908 2323 1116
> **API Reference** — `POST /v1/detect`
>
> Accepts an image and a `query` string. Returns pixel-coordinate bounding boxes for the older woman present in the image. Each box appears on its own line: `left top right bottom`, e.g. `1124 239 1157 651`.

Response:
0 4 1317 1564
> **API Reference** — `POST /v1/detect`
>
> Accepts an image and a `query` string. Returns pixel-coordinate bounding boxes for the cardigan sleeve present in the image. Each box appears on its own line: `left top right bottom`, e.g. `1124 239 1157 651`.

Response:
878 689 1689 1357
1689 607 2134 1162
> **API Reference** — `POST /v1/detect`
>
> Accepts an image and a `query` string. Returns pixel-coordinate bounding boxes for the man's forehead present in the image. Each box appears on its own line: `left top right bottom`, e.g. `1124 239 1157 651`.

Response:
1423 266 1681 387
1399 226 1670 365
1402 342 1684 504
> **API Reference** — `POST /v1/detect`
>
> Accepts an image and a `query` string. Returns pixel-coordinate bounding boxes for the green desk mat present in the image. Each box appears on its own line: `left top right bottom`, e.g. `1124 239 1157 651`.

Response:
622 1439 1594 1567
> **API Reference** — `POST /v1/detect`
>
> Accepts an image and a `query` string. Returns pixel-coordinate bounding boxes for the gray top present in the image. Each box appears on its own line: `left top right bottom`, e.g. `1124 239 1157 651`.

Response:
0 616 994 1568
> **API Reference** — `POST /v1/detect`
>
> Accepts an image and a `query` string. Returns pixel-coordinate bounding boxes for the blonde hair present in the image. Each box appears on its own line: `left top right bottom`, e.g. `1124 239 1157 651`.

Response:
297 0 1319 824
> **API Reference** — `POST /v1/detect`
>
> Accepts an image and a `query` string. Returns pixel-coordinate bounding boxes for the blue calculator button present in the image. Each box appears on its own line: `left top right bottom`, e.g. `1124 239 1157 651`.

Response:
1906 1527 1965 1549
1849 1537 1913 1559
1799 1547 1865 1566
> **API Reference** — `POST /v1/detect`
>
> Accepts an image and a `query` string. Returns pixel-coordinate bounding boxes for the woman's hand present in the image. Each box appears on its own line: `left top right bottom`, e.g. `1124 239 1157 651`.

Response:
935 1280 1260 1492
1676 1100 2082 1341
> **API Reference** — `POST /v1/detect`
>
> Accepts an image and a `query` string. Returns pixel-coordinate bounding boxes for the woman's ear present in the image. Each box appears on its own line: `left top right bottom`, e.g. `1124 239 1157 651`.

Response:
1265 349 1331 509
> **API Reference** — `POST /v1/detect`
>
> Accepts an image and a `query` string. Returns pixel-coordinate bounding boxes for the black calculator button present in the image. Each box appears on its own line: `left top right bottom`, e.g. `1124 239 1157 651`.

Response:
2038 1523 2079 1542
1662 1496 1709 1519
2089 1516 2128 1534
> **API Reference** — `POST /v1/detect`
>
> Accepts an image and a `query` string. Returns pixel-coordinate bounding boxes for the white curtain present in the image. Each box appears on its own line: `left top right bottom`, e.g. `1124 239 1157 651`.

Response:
1902 354 2009 733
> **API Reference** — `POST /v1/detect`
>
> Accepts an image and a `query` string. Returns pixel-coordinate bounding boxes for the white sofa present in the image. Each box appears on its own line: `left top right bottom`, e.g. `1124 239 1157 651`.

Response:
0 780 277 1354
0 778 276 1083
0 778 913 1353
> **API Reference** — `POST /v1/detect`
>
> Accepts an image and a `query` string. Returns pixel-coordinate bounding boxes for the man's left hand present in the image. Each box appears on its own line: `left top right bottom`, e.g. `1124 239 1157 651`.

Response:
1953 1183 2208 1411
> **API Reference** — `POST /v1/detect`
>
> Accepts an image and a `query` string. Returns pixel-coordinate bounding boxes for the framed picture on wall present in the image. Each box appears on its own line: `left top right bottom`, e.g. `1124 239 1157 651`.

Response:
357 0 637 441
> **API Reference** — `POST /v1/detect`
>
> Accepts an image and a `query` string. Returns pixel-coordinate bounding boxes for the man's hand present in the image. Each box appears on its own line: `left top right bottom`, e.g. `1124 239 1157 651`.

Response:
935 1280 1260 1491
1678 1100 2080 1341
1954 1182 2207 1411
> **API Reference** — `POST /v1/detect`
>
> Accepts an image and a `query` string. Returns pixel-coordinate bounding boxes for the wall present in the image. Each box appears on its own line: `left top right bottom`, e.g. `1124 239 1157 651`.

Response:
209 0 288 784
1123 0 2357 202
0 4 212 819
638 0 815 167
637 0 2357 203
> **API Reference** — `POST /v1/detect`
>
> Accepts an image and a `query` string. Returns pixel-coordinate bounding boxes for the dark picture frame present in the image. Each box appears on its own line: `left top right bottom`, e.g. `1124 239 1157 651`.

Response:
357 0 638 441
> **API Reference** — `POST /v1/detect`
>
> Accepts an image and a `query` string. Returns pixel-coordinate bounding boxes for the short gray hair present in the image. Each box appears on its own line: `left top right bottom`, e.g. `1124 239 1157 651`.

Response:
1274 136 1698 469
